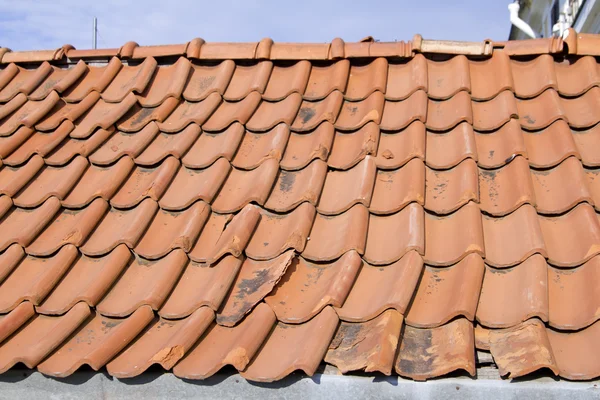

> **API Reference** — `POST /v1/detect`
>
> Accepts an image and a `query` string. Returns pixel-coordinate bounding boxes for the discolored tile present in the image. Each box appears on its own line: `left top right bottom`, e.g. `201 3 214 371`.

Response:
336 251 424 322
303 60 349 100
469 51 513 101
0 197 61 251
263 60 311 101
474 119 527 169
385 55 428 100
425 158 479 214
523 120 580 168
328 122 379 170
426 55 470 100
181 122 244 168
183 60 235 101
246 93 302 132
345 58 387 100
426 122 477 169
101 57 157 102
375 120 425 169
516 88 565 131
379 90 427 131
426 91 472 131
202 91 261 132
136 57 191 107
231 123 290 169
133 124 200 166
510 55 557 99
280 123 334 170
291 91 344 132
223 61 272 101
265 251 361 323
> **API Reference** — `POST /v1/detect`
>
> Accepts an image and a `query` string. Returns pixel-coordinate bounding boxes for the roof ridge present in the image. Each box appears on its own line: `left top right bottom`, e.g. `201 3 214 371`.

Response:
1 29 597 65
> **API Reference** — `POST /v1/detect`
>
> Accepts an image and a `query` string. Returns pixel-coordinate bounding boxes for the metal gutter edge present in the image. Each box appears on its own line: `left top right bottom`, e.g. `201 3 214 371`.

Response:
0 369 598 400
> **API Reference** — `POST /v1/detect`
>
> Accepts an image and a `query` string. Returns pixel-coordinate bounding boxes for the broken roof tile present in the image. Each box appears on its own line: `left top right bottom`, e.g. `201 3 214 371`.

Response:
291 91 344 132
472 90 518 131
538 202 600 266
280 123 334 170
231 123 289 169
263 61 311 101
379 90 427 131
136 57 191 107
469 51 513 101
345 58 388 100
303 60 349 100
511 55 558 99
36 245 131 315
478 156 536 216
241 306 339 382
0 154 44 197
181 122 244 168
423 201 484 266
80 198 158 256
555 55 599 97
106 307 214 377
336 251 423 321
223 61 273 101
335 91 384 131
325 309 402 375
426 91 473 131
110 156 179 209
385 54 427 100
135 201 210 259
36 306 154 377
516 88 565 131
203 91 261 132
370 158 425 214
246 94 302 132
217 251 294 326
405 253 484 328
265 251 361 323
328 122 379 170
2 120 73 166
477 254 548 328
0 244 77 313
174 303 276 379
523 120 580 168
375 120 425 169
561 86 600 128
425 158 479 214
364 203 424 265
395 318 475 380
159 255 242 318
182 60 235 101
246 203 315 260
427 55 470 100
473 119 527 169
425 122 477 169
158 93 221 133
101 57 157 102
96 249 187 317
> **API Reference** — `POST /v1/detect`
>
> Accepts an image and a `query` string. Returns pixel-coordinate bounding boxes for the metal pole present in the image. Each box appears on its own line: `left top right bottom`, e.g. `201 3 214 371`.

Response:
93 17 97 49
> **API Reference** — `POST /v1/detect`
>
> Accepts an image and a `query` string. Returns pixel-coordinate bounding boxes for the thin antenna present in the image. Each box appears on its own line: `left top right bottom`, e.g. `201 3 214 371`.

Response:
93 17 98 49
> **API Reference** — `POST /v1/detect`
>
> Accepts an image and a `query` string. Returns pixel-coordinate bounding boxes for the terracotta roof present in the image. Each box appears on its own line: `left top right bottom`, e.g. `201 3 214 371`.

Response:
1 28 600 382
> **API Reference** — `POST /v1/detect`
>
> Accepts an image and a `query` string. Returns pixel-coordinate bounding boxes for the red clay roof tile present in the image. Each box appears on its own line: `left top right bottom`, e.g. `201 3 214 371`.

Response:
472 90 518 131
28 61 87 101
101 57 157 103
547 320 600 379
117 98 179 132
0 91 60 136
0 126 33 159
426 91 472 131
426 122 477 169
181 122 244 168
0 154 44 197
425 158 479 214
0 244 24 284
427 56 470 100
573 124 600 167
136 57 191 107
380 90 427 131
182 60 235 101
61 58 121 102
328 122 379 169
203 91 261 132
304 60 349 100
375 120 425 168
291 91 344 132
385 55 427 100
47 126 113 165
0 301 34 344
246 94 302 132
469 51 513 101
345 58 388 100
262 61 311 101
561 86 600 128
0 62 52 102
511 55 558 99
555 55 599 97
2 120 72 166
473 119 527 168
516 88 565 131
523 120 580 168
223 61 272 101
158 93 221 133
280 123 334 170
370 158 425 214
335 91 384 131
231 124 289 169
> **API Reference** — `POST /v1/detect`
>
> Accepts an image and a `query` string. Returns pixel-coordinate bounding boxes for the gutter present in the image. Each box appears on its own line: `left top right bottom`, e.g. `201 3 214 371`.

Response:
509 1 538 39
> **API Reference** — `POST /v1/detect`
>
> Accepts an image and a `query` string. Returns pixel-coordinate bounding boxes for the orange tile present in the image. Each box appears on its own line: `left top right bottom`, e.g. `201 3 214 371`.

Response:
48 126 113 166
561 86 600 128
0 126 33 159
280 122 334 170
427 55 470 100
217 251 294 326
395 318 475 380
548 320 600 380
182 60 235 101
0 92 60 136
159 158 230 210
0 244 24 284
511 55 558 98
264 159 327 212
328 122 379 169
472 90 518 131
371 161 424 215
211 159 278 213
424 201 484 266
0 302 90 373
203 91 261 132
0 197 61 251
70 94 138 139
325 309 402 375
246 203 315 260
0 62 52 102
135 201 210 259
291 91 344 132
37 306 154 377
469 51 513 101
380 90 427 131
302 204 369 261
548 256 600 330
474 119 527 168
304 60 349 100
36 245 131 315
0 301 34 343
336 251 423 321
0 93 27 122
241 306 339 382
555 56 599 97
538 202 600 267
375 120 425 169
29 62 87 101
489 319 558 378
345 58 387 100
80 198 158 256
0 195 11 219
385 55 428 100
189 205 261 264
107 307 214 377
181 122 244 168
516 88 565 131
364 203 424 264
12 156 87 207
426 122 477 169
136 57 191 107
223 61 272 101
35 93 98 132
573 123 600 167
110 156 179 209
265 251 361 323
523 120 580 168
425 159 479 214
0 154 44 197
426 91 473 131
96 249 187 317
585 167 600 211
101 57 157 102
159 255 242 318
263 61 311 101
0 244 77 312
62 157 133 208
231 123 290 169
174 303 276 379
318 156 376 214
477 255 548 328
117 97 179 132
335 91 384 131
479 156 536 216
62 58 122 102
2 120 72 166
158 93 221 133
246 93 302 132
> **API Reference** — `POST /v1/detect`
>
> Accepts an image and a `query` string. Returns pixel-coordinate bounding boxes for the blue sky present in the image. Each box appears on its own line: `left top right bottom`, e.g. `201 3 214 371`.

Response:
0 1 511 51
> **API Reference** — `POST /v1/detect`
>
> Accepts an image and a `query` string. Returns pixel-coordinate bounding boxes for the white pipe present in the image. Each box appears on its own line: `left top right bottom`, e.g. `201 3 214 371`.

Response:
509 2 537 39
